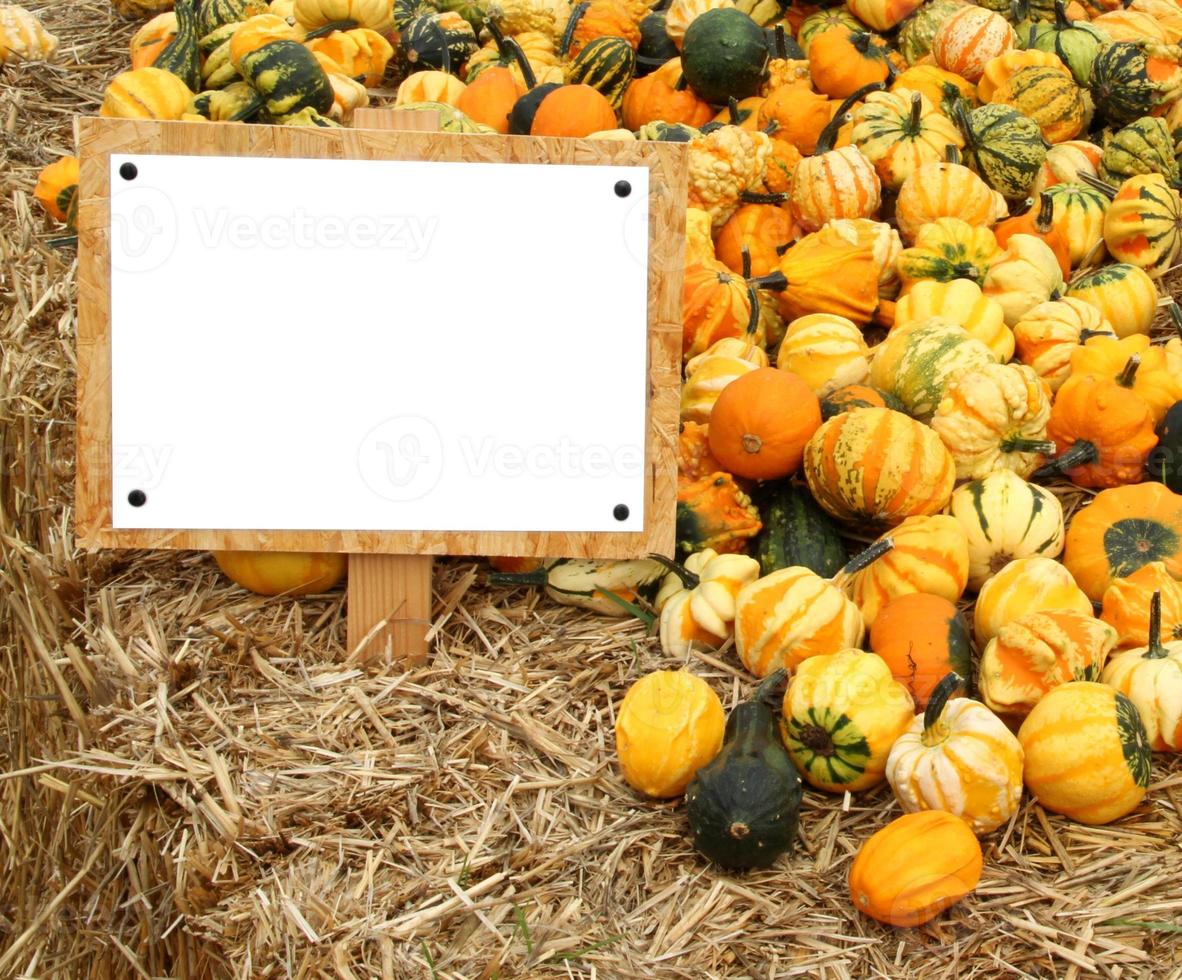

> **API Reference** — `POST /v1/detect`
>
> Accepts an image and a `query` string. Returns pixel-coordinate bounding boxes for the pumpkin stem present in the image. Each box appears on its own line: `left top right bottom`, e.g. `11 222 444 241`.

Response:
945 143 961 166
833 536 894 585
1034 439 1098 478
1078 171 1117 199
1078 328 1108 343
739 190 789 204
727 96 742 126
559 1 588 58
1034 192 1056 234
488 20 538 89
922 673 962 737
773 24 788 60
488 568 550 588
1167 300 1182 340
1001 437 1057 455
1117 354 1141 387
743 284 760 336
851 31 873 54
755 668 788 708
304 18 358 39
1144 591 1168 659
1054 0 1073 28
952 100 976 149
774 239 796 256
741 433 764 454
748 270 788 291
646 552 700 589
740 244 752 280
674 73 689 91
815 81 886 154
905 91 923 135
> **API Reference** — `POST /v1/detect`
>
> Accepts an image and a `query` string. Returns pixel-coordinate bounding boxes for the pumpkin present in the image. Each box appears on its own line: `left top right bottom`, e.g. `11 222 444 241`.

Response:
401 11 478 72
213 550 346 595
1066 263 1158 338
1128 0 1182 43
1025 0 1109 88
892 64 978 112
1013 297 1116 392
615 670 726 798
487 0 571 42
234 39 333 121
869 318 997 422
978 609 1118 720
621 62 714 129
848 515 970 627
678 421 727 482
565 35 635 109
714 203 797 278
466 28 558 85
230 15 307 72
1102 173 1182 279
781 649 915 793
755 228 886 325
896 217 1002 290
680 7 769 104
820 384 905 419
894 153 1009 243
681 263 755 361
994 193 1072 278
1091 8 1167 43
455 66 525 133
187 81 259 121
893 278 1013 361
199 0 269 35
756 85 837 156
957 102 1048 200
685 206 716 264
932 6 1015 83
886 674 1025 833
687 126 773 229
982 234 1065 326
677 472 763 555
1102 591 1182 750
681 336 769 423
307 27 393 84
869 595 972 708
664 0 732 48
897 0 966 66
686 670 803 869
1032 140 1103 194
851 89 964 192
750 483 847 578
1100 116 1179 187
130 12 178 70
775 315 871 397
100 67 195 120
293 0 395 34
531 83 619 136
396 69 468 106
708 368 821 480
1101 562 1182 649
949 471 1065 591
33 156 79 227
931 362 1054 481
1090 40 1182 126
655 550 761 656
1042 182 1108 267
1147 399 1182 494
816 219 903 300
804 407 957 525
808 27 895 100
849 810 983 926
977 48 1071 104
974 556 1093 646
796 8 862 54
1064 483 1182 601
0 5 58 64
1019 681 1151 823
1040 372 1158 489
848 0 924 32
1069 334 1182 425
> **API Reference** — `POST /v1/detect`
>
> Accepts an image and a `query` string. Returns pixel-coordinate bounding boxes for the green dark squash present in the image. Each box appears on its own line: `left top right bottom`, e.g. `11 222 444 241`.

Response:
1100 116 1180 187
233 40 334 121
751 483 847 578
635 120 701 141
681 7 769 106
198 19 237 57
155 0 202 92
819 384 906 421
393 0 438 31
1146 401 1182 492
686 670 803 871
1025 0 1109 88
198 0 266 35
402 11 478 72
1091 40 1182 127
565 35 635 110
637 10 679 76
956 101 1048 199
508 82 562 135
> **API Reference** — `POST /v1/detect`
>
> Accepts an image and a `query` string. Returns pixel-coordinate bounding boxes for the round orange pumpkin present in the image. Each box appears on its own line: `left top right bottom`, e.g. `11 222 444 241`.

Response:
530 84 617 137
621 63 714 130
456 66 524 133
213 551 347 596
708 367 822 480
869 593 973 709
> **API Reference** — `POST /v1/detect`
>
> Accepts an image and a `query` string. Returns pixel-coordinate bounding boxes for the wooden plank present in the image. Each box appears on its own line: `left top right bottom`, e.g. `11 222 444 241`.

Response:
74 117 685 559
347 554 434 664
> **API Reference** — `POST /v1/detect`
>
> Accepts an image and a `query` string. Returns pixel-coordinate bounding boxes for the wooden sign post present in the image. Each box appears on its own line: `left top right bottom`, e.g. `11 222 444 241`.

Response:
74 116 686 664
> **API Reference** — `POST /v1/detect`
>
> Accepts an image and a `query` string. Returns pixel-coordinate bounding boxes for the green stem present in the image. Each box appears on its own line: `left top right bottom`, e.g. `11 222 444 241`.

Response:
905 91 922 135
1034 192 1055 234
815 81 885 154
304 18 359 39
945 143 961 166
1079 171 1117 199
645 552 699 589
743 284 760 337
755 668 788 707
1002 437 1057 455
1117 354 1141 387
773 24 788 60
1035 439 1098 477
559 1 588 58
749 270 788 291
739 190 789 204
1144 591 1167 659
835 536 894 582
740 243 752 280
727 96 742 126
503 35 537 89
489 568 550 588
923 673 962 733
1054 0 1074 29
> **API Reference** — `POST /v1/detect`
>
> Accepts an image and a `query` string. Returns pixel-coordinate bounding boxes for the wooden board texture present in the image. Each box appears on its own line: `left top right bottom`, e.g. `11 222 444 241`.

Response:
74 117 686 558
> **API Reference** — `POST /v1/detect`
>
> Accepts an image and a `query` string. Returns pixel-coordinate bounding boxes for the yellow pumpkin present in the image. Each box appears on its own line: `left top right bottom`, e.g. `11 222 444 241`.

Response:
306 26 392 86
213 550 346 596
1031 140 1103 195
680 337 769 423
1092 7 1168 41
974 557 1093 647
614 670 725 798
896 217 1003 293
1101 561 1182 649
395 70 467 107
894 155 1009 243
1102 173 1182 279
892 278 1013 362
1012 297 1117 392
655 550 761 657
1066 263 1159 338
892 64 978 113
1019 681 1151 824
293 0 395 35
1102 592 1182 750
685 207 716 265
0 4 58 63
1043 181 1109 268
665 0 734 48
1069 333 1182 425
781 649 915 792
100 67 194 120
775 314 871 396
982 234 1066 326
850 88 964 192
977 48 1071 103
818 218 903 299
886 674 1025 833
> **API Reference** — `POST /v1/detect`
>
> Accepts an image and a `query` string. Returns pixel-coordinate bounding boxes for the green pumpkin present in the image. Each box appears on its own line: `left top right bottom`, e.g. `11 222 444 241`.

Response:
897 0 965 66
1024 0 1109 87
233 39 334 121
198 0 266 35
565 35 635 110
187 80 256 119
508 81 562 134
681 7 769 105
1008 0 1058 24
1101 116 1181 186
393 0 438 31
401 11 478 73
1091 40 1182 127
686 671 803 870
751 483 847 578
958 102 1048 199
155 0 202 92
1147 399 1182 493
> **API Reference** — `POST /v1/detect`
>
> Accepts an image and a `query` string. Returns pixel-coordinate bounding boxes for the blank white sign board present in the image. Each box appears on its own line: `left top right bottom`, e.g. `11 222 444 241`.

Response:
108 153 650 533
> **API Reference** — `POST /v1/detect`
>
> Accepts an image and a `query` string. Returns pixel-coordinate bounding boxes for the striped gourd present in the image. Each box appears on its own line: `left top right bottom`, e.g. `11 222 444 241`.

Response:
948 470 1065 591
680 337 769 423
896 217 1002 290
1100 116 1180 187
1102 173 1182 279
796 7 862 54
564 35 634 109
848 515 970 627
1031 139 1102 193
897 0 965 66
100 66 194 119
958 102 1048 199
869 317 997 421
850 88 964 192
198 0 268 34
803 407 957 525
1091 40 1182 126
1025 1 1110 88
154 0 202 91
1102 598 1182 750
1066 262 1159 337
789 144 882 233
1012 297 1116 390
402 11 479 72
976 48 1069 103
295 0 396 34
776 314 871 397
893 278 1013 361
1043 182 1109 266
931 5 1015 83
733 567 865 676
973 556 1093 647
235 39 333 120
1091 8 1167 43
894 155 1009 242
991 65 1085 144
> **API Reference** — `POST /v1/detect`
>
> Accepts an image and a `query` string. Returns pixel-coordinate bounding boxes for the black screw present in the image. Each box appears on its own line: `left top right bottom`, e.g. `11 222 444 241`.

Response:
614 180 631 198
128 489 147 507
119 162 138 181
613 504 629 521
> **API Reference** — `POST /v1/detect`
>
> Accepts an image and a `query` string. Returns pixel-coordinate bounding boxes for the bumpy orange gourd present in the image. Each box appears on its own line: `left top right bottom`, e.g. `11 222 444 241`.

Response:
708 368 821 480
849 811 983 926
1069 335 1182 425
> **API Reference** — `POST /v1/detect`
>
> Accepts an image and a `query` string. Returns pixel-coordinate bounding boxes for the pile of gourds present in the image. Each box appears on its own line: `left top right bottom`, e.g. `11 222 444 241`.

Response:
26 0 1182 931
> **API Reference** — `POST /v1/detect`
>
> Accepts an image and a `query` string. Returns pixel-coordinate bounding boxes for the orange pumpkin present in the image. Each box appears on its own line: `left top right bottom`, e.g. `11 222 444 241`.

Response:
1101 561 1182 648
713 203 798 278
531 84 618 137
931 6 1015 83
708 368 821 480
758 84 841 155
895 151 1009 242
621 62 714 130
213 551 346 596
565 0 642 56
808 27 895 99
455 67 524 133
994 192 1072 279
869 593 972 709
33 155 79 225
129 11 177 69
681 262 755 361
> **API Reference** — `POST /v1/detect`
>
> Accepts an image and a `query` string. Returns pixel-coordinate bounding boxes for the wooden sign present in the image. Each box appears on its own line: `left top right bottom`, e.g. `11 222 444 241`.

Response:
74 116 687 660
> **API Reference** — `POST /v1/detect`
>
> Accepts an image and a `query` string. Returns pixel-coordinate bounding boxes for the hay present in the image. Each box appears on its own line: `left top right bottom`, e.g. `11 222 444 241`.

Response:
3 3 1182 976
